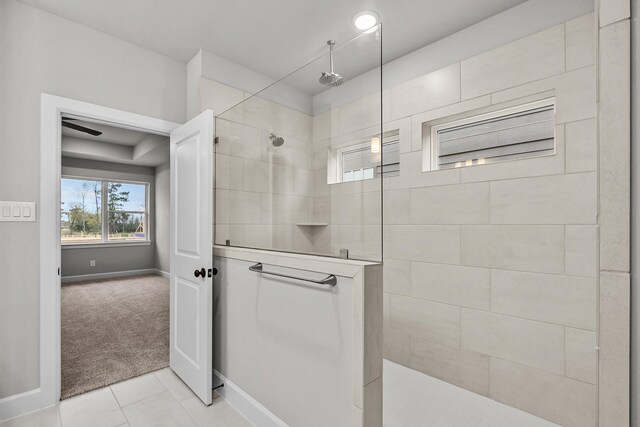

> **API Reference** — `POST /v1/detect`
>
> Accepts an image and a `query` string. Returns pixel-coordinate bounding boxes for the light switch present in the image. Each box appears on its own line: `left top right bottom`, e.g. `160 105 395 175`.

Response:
0 202 36 222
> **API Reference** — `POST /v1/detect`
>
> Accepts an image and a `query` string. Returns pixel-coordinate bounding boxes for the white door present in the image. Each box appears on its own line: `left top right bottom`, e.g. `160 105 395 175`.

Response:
169 110 214 405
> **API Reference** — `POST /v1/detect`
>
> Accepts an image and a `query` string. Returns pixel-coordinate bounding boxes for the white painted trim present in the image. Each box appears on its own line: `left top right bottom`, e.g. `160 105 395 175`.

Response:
61 268 161 283
155 269 170 279
35 93 181 421
0 389 44 422
213 370 288 427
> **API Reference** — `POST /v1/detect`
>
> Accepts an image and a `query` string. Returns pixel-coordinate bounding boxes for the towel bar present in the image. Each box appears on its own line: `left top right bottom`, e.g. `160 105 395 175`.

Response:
248 263 337 287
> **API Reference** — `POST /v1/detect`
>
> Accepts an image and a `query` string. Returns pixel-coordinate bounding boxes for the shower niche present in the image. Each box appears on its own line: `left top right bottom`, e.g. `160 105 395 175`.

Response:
213 28 383 263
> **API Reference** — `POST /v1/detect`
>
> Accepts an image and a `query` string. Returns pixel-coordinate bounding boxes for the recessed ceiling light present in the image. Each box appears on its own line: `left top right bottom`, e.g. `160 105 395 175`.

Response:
353 11 379 32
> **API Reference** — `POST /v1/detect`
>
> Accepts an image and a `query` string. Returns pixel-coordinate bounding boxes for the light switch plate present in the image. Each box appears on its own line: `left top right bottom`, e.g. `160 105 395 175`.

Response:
0 201 36 222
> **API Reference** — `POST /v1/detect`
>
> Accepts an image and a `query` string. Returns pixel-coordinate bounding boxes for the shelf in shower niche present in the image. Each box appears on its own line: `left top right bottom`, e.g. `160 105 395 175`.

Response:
296 222 328 227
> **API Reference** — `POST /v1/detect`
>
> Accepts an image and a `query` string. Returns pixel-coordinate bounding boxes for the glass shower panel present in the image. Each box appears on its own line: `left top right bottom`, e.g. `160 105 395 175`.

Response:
215 27 383 261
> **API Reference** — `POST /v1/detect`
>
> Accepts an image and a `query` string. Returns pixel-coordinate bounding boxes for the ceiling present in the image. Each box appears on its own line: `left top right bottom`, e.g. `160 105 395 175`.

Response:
61 118 169 167
19 0 528 93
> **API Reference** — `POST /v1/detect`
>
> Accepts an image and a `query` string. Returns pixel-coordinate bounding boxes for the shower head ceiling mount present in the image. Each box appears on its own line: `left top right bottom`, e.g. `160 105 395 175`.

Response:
319 40 344 87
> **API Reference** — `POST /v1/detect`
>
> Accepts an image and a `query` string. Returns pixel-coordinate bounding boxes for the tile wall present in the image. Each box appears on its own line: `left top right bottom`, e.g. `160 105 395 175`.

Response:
313 13 598 427
204 12 599 426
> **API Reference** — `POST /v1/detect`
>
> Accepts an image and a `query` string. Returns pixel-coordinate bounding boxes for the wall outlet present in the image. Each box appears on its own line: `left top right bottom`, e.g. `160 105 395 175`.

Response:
89 260 96 267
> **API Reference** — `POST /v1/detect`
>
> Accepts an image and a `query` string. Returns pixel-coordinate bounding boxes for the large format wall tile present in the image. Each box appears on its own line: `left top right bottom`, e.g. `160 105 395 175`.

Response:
461 225 564 273
244 95 312 142
383 326 410 367
491 270 596 330
388 294 460 347
382 190 411 224
490 358 596 427
461 309 565 374
599 271 630 426
389 64 461 121
339 92 382 136
411 183 489 224
599 0 630 26
201 78 245 119
565 14 596 71
411 262 490 310
599 20 631 272
385 225 460 264
410 334 490 396
565 119 597 173
565 225 598 278
565 327 597 384
215 153 244 191
216 189 261 224
555 66 597 124
461 24 565 99
490 173 596 225
383 259 411 296
215 119 263 161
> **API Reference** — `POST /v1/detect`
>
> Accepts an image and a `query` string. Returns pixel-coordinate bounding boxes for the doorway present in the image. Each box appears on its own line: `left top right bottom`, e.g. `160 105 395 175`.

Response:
40 94 181 405
58 118 171 398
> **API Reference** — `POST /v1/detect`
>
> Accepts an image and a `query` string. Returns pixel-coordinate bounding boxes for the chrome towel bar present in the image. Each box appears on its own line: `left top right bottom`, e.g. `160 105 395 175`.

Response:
248 263 337 287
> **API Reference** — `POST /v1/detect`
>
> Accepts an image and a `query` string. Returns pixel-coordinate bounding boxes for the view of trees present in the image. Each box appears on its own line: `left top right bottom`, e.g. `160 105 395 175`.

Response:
61 179 146 242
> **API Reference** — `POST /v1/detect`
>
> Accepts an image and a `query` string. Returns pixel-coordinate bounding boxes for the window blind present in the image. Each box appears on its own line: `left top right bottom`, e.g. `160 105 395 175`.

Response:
436 104 555 169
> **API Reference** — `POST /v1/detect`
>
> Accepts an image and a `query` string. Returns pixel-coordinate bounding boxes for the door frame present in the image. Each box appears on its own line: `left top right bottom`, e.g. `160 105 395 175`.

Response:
39 94 181 407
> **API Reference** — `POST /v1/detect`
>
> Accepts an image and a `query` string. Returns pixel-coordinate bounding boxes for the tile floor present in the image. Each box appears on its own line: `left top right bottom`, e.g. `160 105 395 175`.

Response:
383 360 560 427
0 369 252 427
1 361 564 427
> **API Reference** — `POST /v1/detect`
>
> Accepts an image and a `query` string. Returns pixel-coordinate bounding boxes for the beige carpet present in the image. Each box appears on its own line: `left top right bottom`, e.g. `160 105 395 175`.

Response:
61 274 169 400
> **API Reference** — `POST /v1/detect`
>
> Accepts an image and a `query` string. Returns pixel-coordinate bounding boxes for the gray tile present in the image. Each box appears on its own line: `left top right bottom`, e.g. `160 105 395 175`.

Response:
180 396 253 427
111 373 167 408
122 392 196 427
59 388 126 427
0 406 60 427
154 369 195 402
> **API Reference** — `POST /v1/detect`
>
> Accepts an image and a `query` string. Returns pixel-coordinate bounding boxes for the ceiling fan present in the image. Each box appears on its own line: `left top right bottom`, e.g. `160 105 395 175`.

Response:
61 117 102 136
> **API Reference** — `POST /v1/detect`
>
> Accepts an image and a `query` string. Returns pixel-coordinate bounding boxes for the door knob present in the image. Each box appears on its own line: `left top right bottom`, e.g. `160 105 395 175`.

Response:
194 268 206 278
208 268 218 277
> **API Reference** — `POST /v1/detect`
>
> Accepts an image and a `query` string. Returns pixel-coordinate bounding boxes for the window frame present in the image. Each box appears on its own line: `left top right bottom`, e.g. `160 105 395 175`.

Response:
61 175 151 248
429 98 556 171
335 131 400 183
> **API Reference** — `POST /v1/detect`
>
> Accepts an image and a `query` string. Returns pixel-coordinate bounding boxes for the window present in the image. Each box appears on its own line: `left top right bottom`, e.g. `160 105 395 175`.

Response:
337 130 400 183
61 177 149 245
431 99 555 170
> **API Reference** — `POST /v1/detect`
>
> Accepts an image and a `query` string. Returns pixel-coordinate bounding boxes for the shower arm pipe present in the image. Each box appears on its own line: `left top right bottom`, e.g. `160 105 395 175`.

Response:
329 41 335 73
248 262 337 287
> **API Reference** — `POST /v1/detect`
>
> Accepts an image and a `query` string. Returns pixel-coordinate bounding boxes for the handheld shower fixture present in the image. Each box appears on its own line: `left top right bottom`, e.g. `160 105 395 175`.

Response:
268 133 285 147
319 40 344 87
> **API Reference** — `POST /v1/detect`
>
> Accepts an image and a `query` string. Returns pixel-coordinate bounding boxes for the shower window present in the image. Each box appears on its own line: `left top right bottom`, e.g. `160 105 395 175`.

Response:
337 130 399 183
430 98 555 170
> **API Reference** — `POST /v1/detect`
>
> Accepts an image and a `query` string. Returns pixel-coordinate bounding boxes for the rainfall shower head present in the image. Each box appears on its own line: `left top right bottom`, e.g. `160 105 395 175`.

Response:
269 133 285 147
319 40 344 87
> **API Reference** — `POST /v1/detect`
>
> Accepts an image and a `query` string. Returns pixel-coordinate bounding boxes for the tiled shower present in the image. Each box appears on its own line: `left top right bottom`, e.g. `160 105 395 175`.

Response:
207 10 601 427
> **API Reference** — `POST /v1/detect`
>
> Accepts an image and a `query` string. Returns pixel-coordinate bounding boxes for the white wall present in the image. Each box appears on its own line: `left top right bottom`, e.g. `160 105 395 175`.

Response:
154 161 170 273
0 0 186 399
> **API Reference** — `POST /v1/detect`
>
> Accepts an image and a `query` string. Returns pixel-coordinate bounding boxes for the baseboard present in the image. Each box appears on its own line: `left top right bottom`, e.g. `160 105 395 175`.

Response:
213 370 288 427
61 268 160 283
0 388 45 422
154 269 170 278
